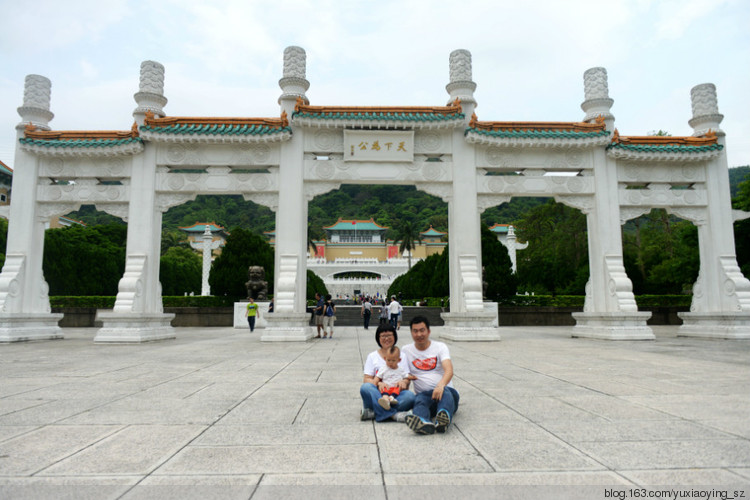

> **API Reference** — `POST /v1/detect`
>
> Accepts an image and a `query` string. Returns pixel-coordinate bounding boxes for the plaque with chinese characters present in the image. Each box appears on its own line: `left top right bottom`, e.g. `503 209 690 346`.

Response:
344 130 414 162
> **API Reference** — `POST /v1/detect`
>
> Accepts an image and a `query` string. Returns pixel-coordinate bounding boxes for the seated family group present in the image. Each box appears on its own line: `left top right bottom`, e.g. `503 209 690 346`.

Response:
359 316 460 435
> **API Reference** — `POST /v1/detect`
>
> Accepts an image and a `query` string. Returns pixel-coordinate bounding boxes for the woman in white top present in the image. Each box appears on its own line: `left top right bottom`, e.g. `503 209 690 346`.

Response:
359 324 416 421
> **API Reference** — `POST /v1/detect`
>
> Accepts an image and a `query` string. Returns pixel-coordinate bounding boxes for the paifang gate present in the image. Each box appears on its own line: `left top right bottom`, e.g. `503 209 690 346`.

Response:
1 47 748 343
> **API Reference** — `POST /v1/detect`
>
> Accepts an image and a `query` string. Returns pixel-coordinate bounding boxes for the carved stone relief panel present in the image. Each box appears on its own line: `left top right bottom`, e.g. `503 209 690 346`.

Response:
617 162 706 184
555 194 594 214
414 182 452 203
304 129 344 154
619 188 707 208
414 131 449 155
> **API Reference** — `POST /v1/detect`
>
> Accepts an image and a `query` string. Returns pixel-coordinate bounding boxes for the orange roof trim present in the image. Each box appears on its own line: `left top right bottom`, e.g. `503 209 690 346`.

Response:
143 110 289 128
294 96 463 116
24 122 140 140
611 129 718 146
469 113 607 132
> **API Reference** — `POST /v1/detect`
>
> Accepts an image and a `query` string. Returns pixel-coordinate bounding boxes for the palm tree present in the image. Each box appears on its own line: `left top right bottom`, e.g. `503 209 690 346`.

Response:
396 220 422 269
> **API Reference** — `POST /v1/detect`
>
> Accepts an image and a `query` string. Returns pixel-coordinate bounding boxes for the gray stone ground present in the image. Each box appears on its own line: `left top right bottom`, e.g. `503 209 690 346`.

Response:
0 325 749 499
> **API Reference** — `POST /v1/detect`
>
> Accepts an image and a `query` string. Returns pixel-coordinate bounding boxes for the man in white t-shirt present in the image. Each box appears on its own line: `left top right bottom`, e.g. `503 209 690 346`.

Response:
400 315 460 435
388 296 401 330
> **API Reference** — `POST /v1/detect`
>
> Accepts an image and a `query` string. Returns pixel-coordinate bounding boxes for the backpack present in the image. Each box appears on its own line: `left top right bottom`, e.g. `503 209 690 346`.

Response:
325 303 334 317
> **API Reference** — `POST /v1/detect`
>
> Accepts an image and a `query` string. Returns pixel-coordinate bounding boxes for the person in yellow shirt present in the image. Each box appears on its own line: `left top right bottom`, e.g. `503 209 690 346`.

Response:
245 298 259 332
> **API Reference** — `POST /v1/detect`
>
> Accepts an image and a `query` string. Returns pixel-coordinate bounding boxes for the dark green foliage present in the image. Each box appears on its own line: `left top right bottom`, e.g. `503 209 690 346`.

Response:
622 209 699 294
163 195 276 234
515 200 589 295
162 295 237 307
481 225 518 300
63 205 126 226
388 252 447 299
50 296 117 308
306 269 328 300
160 247 202 296
43 225 126 295
729 166 750 198
208 228 274 298
0 217 7 269
481 197 547 227
732 174 750 278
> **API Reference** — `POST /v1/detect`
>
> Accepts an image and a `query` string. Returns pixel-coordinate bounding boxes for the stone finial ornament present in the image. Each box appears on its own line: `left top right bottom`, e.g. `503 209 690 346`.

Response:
133 60 168 123
279 46 310 105
139 60 165 94
283 46 307 80
449 49 473 83
689 83 723 137
17 74 54 130
446 49 476 111
583 67 609 101
581 67 614 128
23 75 52 109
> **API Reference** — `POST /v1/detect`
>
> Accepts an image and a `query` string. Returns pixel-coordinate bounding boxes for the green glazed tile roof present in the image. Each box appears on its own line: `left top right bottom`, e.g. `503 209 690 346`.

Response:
607 132 722 154
467 118 610 140
141 113 291 136
323 219 388 231
420 226 446 237
607 142 723 153
140 118 292 136
20 136 143 148
21 125 143 149
293 101 464 123
142 123 290 136
179 222 226 233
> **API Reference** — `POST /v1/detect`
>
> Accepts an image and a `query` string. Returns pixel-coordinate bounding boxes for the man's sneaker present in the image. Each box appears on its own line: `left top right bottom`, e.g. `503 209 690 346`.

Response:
435 409 451 433
391 410 411 422
405 414 435 435
377 396 391 410
360 408 375 421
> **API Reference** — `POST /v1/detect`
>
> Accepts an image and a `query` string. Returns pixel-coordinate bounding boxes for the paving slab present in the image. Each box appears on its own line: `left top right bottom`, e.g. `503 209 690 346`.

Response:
0 325 748 499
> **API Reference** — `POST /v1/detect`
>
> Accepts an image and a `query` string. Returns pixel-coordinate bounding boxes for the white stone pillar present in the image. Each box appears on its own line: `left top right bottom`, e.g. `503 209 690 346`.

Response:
503 226 528 274
200 225 213 296
572 68 653 340
678 84 750 338
440 49 499 341
95 62 174 342
0 75 63 341
262 46 312 341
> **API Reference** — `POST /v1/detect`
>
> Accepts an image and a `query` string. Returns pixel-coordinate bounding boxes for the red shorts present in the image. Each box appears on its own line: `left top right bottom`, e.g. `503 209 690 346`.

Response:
381 386 401 396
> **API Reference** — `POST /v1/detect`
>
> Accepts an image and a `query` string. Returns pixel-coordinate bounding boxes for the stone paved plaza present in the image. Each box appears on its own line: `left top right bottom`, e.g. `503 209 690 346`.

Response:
1 325 749 499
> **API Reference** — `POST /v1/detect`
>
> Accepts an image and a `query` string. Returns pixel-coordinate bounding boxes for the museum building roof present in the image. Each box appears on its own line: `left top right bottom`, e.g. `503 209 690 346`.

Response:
323 218 389 231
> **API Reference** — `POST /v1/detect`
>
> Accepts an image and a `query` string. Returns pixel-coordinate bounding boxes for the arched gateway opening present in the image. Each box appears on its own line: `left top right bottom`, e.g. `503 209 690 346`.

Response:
1 47 747 343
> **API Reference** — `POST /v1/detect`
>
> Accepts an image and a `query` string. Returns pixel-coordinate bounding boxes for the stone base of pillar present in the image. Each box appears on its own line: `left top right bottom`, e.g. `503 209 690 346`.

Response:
94 312 176 343
233 301 271 329
439 305 500 341
572 312 654 340
261 312 313 342
0 313 64 342
677 312 750 339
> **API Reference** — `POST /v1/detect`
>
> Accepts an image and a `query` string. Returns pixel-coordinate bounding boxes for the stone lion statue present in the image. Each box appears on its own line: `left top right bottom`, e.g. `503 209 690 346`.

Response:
245 266 268 300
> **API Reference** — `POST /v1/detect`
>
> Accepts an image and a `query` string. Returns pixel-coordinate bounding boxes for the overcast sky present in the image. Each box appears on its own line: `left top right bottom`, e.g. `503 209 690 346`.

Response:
1 0 748 169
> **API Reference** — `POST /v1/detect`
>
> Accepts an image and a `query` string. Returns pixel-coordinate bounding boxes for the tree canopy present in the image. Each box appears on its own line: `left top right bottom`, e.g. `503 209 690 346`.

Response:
208 228 274 298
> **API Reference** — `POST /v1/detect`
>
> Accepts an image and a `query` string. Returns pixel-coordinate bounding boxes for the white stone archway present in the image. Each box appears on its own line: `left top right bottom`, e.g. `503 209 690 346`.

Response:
1 47 748 343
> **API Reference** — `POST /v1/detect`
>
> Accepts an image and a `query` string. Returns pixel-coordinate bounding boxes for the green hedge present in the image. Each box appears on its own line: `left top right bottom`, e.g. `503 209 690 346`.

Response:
50 294 691 309
51 296 238 308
